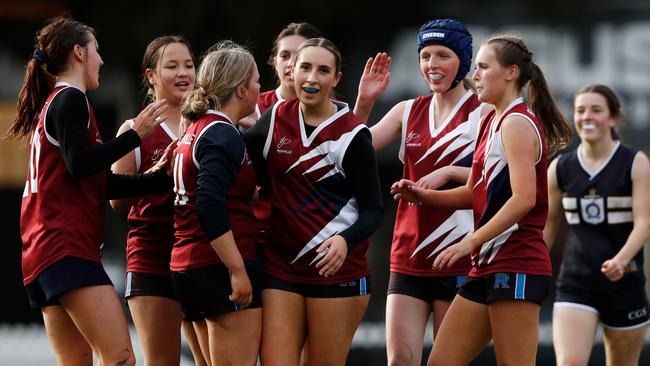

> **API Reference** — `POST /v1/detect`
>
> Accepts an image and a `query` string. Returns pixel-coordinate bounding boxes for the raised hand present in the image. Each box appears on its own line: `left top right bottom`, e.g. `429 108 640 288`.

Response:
357 52 392 103
354 52 392 122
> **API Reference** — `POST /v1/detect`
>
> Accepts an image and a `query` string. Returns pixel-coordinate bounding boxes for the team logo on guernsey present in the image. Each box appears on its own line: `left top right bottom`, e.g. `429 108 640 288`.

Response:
405 131 422 147
580 188 604 225
180 132 194 145
277 136 292 154
151 148 164 162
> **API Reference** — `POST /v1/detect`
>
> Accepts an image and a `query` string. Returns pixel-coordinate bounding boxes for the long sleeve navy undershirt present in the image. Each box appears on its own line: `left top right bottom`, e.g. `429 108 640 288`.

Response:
194 123 245 242
46 87 172 199
244 105 384 250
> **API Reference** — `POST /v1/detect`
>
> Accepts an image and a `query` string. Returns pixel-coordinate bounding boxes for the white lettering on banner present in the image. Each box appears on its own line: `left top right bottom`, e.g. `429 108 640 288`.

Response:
386 23 650 128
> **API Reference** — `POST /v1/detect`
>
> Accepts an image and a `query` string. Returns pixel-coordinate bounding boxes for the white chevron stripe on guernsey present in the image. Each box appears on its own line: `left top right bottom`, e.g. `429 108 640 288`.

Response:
478 224 518 266
410 210 474 258
448 143 474 166
291 198 359 264
286 128 360 180
415 121 466 165
433 125 474 165
483 131 508 187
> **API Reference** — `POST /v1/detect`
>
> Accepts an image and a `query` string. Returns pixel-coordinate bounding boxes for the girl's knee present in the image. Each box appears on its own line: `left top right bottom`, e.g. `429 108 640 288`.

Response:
99 348 135 366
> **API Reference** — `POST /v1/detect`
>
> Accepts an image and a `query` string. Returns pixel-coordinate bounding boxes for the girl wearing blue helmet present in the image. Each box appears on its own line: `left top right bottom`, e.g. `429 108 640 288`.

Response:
355 18 488 366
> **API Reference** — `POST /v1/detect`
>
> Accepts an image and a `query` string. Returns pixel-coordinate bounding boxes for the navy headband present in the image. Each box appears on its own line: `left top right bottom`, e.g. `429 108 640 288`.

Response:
417 19 472 90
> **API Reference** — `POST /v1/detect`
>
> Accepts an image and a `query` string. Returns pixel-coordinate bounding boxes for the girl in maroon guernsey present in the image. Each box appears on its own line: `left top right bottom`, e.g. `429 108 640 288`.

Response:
245 38 383 366
354 19 487 366
393 35 572 365
110 36 206 366
171 41 261 366
8 17 172 366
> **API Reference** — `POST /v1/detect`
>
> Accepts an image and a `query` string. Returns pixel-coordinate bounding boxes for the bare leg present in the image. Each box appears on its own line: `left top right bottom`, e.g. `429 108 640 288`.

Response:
431 298 453 338
303 295 370 366
552 305 598 366
206 308 262 366
489 299 541 366
603 324 649 366
386 294 430 366
192 320 211 366
260 289 306 366
183 319 208 366
427 296 492 366
58 285 135 366
42 305 93 366
128 295 182 366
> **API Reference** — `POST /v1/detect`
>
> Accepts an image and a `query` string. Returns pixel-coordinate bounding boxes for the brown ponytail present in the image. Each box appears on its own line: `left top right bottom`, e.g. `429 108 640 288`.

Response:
487 35 572 153
6 16 94 140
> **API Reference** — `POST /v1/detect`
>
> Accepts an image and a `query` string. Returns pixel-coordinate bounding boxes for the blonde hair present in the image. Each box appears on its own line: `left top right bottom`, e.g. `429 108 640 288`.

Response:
181 40 255 121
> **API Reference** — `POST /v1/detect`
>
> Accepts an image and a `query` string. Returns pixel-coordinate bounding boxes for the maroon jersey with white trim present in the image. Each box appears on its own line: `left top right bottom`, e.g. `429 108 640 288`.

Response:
125 121 176 276
263 99 370 284
470 98 551 276
171 111 256 271
254 88 283 119
21 84 106 284
392 91 482 276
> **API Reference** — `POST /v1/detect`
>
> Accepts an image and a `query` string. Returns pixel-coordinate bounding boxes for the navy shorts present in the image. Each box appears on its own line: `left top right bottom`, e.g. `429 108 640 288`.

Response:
555 285 650 329
458 272 550 305
387 271 468 302
25 256 113 309
263 274 371 298
125 271 177 300
172 263 261 321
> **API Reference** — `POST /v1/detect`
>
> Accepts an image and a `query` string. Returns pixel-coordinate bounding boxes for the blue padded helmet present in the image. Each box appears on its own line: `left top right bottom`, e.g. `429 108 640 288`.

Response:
417 19 473 90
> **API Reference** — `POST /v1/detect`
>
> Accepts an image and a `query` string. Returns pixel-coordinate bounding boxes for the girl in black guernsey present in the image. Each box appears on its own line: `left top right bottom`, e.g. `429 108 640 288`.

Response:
545 84 650 366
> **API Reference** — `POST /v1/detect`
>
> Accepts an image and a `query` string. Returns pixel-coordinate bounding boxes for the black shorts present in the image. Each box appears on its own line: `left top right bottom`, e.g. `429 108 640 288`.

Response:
263 274 371 298
387 271 468 302
125 272 177 300
555 285 650 329
172 263 261 321
25 256 113 309
458 272 550 305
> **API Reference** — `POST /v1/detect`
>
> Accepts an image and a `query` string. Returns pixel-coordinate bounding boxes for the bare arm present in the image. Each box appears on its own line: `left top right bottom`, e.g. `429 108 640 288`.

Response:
110 121 138 213
369 100 406 151
416 166 471 190
601 152 650 281
391 167 474 210
543 158 566 249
